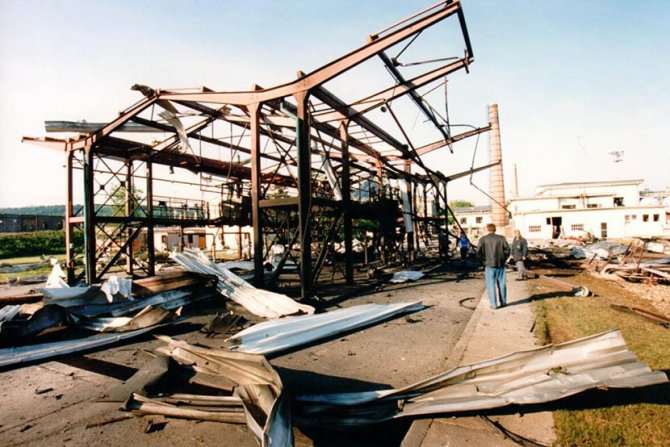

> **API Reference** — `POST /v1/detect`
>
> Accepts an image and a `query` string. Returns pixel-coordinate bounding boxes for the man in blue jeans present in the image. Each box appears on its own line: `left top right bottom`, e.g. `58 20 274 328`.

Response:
476 223 511 309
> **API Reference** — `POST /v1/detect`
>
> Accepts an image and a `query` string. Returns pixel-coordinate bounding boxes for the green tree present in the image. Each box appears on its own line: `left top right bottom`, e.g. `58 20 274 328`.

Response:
442 200 474 225
449 200 474 209
109 182 145 217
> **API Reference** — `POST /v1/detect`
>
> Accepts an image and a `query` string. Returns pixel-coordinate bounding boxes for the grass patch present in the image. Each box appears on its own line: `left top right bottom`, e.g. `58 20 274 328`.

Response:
530 275 670 447
0 264 54 284
0 254 65 265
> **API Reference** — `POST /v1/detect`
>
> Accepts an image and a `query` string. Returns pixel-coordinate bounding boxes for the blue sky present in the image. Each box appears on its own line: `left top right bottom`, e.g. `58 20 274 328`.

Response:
1 0 668 207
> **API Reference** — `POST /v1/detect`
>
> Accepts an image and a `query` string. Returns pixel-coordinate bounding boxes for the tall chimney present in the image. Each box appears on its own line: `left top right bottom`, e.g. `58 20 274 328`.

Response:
488 104 507 228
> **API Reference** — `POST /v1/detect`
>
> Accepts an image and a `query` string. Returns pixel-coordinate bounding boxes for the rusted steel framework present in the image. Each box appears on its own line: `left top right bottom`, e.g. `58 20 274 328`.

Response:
24 0 492 297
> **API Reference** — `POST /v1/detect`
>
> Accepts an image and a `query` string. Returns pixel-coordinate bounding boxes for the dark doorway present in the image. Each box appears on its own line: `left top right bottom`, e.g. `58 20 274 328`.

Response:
550 216 563 239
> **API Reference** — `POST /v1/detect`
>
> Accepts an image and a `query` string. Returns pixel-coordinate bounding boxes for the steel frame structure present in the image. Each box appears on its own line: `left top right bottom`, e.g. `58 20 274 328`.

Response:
24 0 493 298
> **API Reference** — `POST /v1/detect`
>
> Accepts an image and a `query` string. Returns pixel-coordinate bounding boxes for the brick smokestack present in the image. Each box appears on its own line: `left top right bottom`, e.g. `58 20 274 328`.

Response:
488 104 507 228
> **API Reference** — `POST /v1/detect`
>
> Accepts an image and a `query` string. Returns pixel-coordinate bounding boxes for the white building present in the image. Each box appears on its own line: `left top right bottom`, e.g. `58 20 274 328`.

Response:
452 205 493 238
509 180 669 240
153 225 252 258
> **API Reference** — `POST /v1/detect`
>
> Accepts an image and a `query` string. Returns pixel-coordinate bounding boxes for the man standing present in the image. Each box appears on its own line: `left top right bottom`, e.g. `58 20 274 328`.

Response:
511 229 528 280
476 223 511 309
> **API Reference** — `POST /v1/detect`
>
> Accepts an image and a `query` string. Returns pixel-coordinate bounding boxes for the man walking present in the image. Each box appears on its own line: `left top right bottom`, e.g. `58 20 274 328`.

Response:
476 223 511 309
511 229 528 280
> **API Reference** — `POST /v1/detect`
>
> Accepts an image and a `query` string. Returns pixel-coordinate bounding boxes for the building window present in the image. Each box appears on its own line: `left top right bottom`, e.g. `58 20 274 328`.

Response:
643 214 649 222
528 225 541 233
624 215 630 223
460 217 467 224
571 224 584 231
653 214 660 222
187 234 193 243
613 197 624 207
631 214 637 221
476 216 483 224
546 218 551 225
586 204 599 208
561 204 576 209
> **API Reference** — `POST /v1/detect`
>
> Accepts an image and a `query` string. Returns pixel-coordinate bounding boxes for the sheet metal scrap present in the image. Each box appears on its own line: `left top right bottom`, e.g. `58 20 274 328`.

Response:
78 305 178 333
151 336 292 447
0 305 21 323
389 271 425 284
294 330 668 428
227 301 424 356
601 258 670 284
171 249 314 319
0 324 166 368
610 304 670 328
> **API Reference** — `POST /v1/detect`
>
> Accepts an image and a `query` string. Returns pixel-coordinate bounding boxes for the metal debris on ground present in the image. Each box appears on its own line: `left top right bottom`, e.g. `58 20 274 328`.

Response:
171 249 314 319
569 241 627 260
610 304 670 328
149 336 292 447
0 257 50 274
226 301 424 355
293 330 668 428
526 272 592 297
389 271 425 284
600 257 670 284
0 271 217 367
0 322 171 368
201 311 247 337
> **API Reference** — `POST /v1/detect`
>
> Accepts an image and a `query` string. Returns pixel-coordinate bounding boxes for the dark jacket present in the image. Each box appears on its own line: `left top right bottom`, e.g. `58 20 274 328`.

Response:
476 233 510 267
511 237 528 260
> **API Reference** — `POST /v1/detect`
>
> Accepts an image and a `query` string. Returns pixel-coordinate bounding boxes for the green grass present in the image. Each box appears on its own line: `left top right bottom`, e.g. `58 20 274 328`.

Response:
0 254 65 264
0 264 53 284
531 274 670 447
0 254 66 284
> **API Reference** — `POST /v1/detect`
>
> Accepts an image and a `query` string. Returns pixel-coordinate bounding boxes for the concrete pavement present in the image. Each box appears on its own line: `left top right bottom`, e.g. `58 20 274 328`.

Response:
402 274 556 447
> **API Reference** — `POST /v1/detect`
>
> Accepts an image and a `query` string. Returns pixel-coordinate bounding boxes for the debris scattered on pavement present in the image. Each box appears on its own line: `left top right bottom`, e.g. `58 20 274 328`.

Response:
294 330 668 428
227 301 424 355
172 249 314 318
389 271 425 284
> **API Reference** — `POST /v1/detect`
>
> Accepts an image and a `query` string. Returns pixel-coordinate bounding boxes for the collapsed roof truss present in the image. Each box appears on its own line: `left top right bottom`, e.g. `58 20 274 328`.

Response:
24 0 493 295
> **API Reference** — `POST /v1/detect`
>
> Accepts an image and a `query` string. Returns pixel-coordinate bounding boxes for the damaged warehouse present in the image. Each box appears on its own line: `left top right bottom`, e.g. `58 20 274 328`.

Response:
1 1 669 447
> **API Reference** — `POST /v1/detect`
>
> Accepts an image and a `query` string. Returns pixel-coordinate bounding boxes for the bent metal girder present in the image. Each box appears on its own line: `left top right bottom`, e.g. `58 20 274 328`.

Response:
23 1 493 296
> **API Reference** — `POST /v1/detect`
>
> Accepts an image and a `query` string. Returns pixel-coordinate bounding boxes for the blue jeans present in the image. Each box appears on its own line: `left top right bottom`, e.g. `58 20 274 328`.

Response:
485 266 507 308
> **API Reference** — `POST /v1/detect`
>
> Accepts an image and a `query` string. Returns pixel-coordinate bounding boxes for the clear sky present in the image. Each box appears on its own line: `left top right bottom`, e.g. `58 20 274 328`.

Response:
1 0 668 207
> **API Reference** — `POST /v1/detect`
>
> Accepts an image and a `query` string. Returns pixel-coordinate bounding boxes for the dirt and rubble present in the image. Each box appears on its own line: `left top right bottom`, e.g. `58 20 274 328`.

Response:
1 245 668 447
0 265 483 447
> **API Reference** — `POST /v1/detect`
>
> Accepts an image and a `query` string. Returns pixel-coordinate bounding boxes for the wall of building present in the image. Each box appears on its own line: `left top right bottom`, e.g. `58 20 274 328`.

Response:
536 182 641 206
513 206 668 239
153 225 253 257
0 214 64 233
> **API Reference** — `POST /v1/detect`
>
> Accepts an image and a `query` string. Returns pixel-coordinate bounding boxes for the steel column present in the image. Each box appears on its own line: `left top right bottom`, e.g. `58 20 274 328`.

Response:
404 160 414 263
339 121 354 284
83 148 96 283
65 151 75 284
443 181 449 254
250 103 264 285
125 160 134 276
146 158 155 276
295 91 312 298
